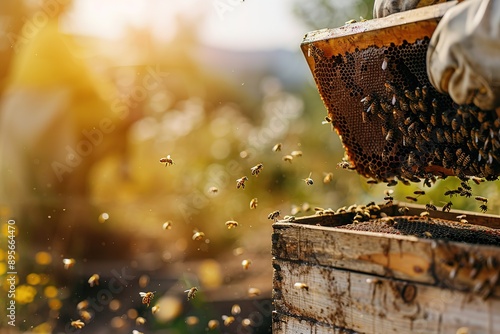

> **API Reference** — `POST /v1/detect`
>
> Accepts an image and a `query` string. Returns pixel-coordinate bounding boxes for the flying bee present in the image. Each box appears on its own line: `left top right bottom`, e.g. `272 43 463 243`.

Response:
268 210 281 222
413 190 425 196
291 150 303 158
63 258 76 270
241 259 252 270
159 155 174 166
470 176 484 185
405 196 418 202
367 179 378 185
442 201 453 212
272 143 282 152
88 274 100 287
475 196 488 203
303 173 313 185
225 220 239 229
250 163 263 176
71 320 85 329
480 204 488 213
322 116 332 124
139 291 156 307
208 186 218 194
250 198 258 209
236 176 248 189
184 287 198 301
323 172 334 184
192 231 205 241
282 155 294 163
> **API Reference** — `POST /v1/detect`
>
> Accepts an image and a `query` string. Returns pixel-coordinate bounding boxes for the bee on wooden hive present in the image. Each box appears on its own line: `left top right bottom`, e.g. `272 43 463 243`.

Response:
159 155 174 166
88 274 99 287
303 173 314 185
268 210 281 222
442 201 453 212
398 206 410 215
272 143 282 152
236 176 248 189
420 211 430 218
249 198 258 209
71 320 85 329
139 291 156 307
184 287 198 301
250 163 263 176
294 282 309 291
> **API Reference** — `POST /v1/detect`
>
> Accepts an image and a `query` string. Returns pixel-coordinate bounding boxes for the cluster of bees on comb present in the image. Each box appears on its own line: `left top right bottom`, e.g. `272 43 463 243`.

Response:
360 79 500 184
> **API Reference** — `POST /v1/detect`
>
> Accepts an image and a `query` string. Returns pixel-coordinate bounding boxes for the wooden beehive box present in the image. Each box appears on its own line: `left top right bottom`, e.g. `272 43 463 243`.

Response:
272 204 500 334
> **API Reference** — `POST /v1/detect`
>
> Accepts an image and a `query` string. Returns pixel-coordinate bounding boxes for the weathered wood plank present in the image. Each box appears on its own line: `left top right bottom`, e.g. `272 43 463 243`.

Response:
273 259 500 334
272 312 349 334
273 222 435 284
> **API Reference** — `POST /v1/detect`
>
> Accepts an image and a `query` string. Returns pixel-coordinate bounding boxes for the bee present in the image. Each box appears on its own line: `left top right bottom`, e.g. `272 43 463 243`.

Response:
231 304 242 315
250 198 258 209
367 179 378 185
385 129 394 142
225 220 239 229
322 116 332 124
192 231 205 241
442 201 453 212
282 155 294 163
423 231 433 238
136 317 146 325
294 282 309 291
139 291 156 307
470 176 484 185
291 150 303 158
63 258 76 270
208 186 218 194
398 206 410 215
387 179 398 187
382 57 388 71
303 172 313 185
208 320 220 330
426 203 437 211
413 190 425 196
162 221 172 230
88 274 100 287
241 259 252 270
345 19 357 24
405 196 418 202
159 155 174 166
268 210 281 222
475 196 488 203
223 315 235 326
184 287 198 300
456 214 467 220
236 176 248 189
71 320 85 329
152 305 160 314
250 163 263 176
247 287 261 297
79 310 92 322
420 211 430 218
323 172 334 184
272 143 282 152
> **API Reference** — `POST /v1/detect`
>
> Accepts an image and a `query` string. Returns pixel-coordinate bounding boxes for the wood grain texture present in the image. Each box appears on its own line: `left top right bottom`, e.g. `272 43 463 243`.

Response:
273 259 500 334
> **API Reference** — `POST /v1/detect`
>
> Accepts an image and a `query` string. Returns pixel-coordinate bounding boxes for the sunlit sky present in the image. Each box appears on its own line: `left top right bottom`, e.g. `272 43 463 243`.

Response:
64 0 310 51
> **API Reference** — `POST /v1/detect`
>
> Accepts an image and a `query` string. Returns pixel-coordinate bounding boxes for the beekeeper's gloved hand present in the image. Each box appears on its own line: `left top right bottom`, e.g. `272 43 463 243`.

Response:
373 0 446 18
427 0 500 110
374 0 500 110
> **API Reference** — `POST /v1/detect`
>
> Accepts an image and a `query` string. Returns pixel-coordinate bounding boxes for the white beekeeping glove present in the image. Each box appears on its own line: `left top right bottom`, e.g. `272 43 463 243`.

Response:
373 0 446 18
427 0 500 110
